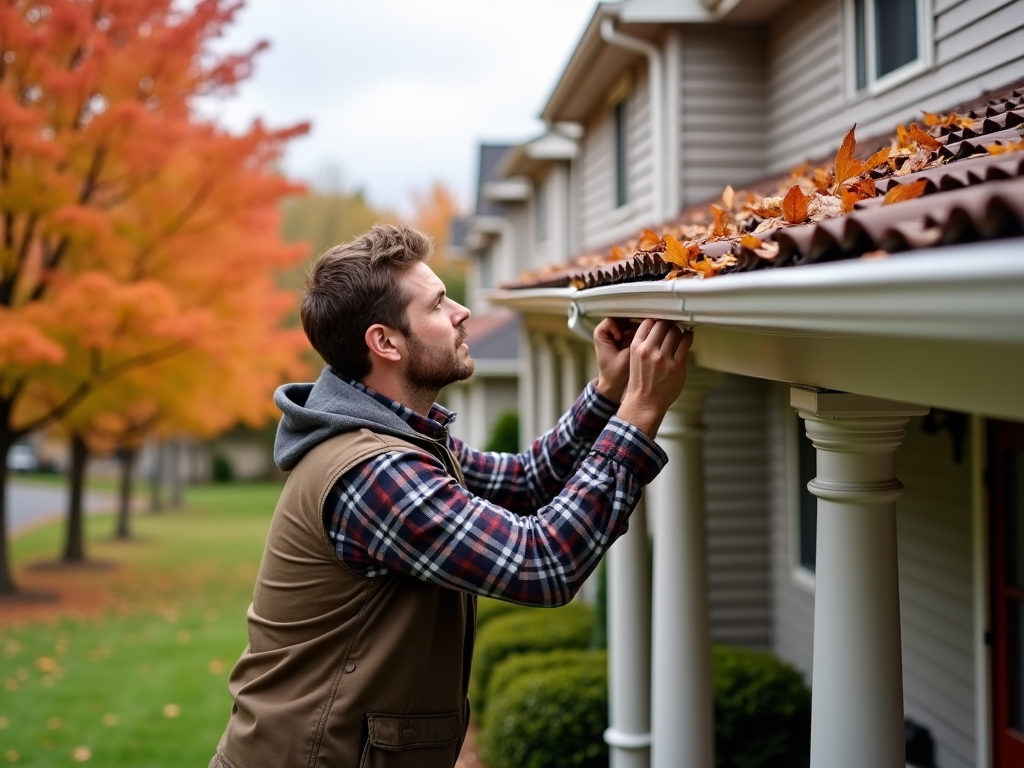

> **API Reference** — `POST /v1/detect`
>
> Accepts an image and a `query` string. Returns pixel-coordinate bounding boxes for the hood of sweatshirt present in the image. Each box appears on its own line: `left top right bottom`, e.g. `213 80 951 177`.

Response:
273 367 424 471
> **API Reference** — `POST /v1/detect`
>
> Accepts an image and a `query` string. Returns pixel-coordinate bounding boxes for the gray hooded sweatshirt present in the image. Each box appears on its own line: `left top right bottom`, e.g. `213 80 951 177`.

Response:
273 367 437 472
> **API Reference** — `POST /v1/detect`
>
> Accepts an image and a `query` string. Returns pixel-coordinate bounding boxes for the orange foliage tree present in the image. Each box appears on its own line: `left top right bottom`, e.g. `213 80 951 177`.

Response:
0 0 310 593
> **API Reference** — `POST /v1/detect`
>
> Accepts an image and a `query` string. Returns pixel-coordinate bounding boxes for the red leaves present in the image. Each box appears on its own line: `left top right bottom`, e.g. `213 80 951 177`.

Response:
782 185 810 224
882 179 928 206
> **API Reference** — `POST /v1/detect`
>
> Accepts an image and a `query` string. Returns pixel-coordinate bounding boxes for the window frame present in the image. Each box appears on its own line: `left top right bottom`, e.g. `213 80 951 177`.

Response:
786 401 817 594
612 97 629 211
844 0 932 100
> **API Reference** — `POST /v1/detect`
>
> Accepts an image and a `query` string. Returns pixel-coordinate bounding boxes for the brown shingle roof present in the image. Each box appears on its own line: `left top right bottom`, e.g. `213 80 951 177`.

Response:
504 80 1024 292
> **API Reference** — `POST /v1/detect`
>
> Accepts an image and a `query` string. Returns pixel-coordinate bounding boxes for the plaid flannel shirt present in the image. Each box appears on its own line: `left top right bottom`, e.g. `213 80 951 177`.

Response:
323 374 667 606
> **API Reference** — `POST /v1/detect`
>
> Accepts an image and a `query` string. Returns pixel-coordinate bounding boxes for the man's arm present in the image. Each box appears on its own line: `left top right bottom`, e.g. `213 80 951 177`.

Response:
450 382 619 514
325 416 666 606
450 317 638 513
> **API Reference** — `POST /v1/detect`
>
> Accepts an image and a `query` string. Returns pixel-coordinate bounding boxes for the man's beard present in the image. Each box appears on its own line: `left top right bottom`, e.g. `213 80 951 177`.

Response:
404 326 475 392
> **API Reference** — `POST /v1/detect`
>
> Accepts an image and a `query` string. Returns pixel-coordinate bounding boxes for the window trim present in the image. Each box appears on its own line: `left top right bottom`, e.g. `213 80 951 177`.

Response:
843 0 932 100
785 397 817 594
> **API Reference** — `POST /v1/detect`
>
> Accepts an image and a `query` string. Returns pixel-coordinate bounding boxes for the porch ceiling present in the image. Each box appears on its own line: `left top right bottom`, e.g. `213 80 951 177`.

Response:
488 238 1024 421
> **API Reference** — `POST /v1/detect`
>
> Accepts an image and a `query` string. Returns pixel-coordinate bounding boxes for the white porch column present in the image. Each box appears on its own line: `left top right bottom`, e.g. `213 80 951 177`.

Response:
606 495 652 768
467 380 487 448
790 387 928 768
553 337 583 411
518 326 536 449
534 333 559 432
649 367 722 768
447 385 469 442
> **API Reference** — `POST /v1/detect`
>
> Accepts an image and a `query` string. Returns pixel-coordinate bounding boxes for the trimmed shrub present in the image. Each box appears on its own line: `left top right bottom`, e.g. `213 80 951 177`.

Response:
481 652 608 768
475 596 526 632
485 410 520 453
470 601 592 717
712 645 812 768
211 453 233 483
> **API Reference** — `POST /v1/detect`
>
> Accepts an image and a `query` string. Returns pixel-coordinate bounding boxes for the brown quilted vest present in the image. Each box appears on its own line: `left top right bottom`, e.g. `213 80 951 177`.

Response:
213 428 476 768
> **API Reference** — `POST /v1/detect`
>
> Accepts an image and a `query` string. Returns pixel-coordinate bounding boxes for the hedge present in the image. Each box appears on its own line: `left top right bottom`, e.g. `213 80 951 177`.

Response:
481 652 608 768
712 645 811 768
475 596 526 632
470 601 592 717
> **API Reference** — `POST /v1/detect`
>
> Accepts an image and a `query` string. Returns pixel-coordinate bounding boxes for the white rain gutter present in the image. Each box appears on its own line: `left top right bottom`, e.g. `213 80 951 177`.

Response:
600 18 666 226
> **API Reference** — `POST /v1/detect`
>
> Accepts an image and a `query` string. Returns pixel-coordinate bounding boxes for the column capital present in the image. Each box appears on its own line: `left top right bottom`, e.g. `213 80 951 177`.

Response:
790 387 929 420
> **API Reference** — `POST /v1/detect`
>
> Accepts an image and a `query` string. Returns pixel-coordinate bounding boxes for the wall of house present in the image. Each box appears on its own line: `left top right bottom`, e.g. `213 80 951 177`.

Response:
677 25 768 208
579 64 656 251
765 0 1024 173
896 416 977 768
703 374 774 646
526 164 574 272
769 387 979 768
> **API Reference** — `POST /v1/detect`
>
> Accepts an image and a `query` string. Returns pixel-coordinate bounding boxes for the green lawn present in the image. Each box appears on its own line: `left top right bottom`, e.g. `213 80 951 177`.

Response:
0 483 282 766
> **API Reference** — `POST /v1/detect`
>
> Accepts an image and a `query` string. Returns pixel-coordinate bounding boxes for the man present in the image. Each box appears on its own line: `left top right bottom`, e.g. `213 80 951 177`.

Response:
211 224 692 768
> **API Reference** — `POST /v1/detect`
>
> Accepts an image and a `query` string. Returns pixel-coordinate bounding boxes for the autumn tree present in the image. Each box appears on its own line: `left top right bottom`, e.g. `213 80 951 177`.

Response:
411 181 465 304
0 0 309 593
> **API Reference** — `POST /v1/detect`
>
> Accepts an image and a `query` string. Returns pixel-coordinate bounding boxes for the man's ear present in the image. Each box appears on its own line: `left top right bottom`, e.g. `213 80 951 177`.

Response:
365 323 403 364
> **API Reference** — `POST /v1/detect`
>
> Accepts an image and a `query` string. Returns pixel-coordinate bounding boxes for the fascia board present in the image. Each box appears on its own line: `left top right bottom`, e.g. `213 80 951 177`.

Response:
482 178 531 202
572 240 1024 345
540 4 621 123
525 133 578 161
487 288 575 316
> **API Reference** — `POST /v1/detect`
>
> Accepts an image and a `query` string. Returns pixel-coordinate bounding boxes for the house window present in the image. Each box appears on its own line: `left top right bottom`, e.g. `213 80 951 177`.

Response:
535 180 547 244
849 0 929 93
795 414 818 573
613 99 628 209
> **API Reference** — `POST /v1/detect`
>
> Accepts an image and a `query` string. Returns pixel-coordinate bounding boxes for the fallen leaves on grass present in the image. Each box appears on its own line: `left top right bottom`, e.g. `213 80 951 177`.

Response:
162 703 181 719
72 746 91 762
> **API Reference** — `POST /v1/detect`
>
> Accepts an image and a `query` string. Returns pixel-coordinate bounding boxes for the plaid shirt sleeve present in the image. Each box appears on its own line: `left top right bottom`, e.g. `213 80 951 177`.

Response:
324 409 668 607
449 381 622 514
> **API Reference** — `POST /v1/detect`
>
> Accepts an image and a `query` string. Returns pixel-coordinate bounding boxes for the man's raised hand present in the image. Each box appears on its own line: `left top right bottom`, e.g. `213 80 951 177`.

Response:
616 319 693 438
593 317 636 403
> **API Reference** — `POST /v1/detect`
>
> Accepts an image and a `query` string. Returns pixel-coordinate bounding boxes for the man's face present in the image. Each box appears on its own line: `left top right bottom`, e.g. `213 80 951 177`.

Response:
400 262 475 390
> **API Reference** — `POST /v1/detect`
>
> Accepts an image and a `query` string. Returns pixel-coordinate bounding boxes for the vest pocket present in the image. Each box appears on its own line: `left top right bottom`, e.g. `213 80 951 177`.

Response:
359 711 462 768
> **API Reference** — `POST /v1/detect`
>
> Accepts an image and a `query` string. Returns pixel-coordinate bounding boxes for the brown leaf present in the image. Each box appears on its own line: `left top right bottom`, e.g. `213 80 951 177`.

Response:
909 123 941 151
721 185 736 211
608 245 627 261
840 187 861 213
752 240 780 261
789 161 810 179
691 258 717 279
882 179 928 205
637 229 664 251
896 124 914 151
781 185 810 224
984 139 1024 156
662 235 689 267
739 234 762 250
833 125 863 187
894 147 930 176
862 146 891 172
710 204 733 237
812 167 832 193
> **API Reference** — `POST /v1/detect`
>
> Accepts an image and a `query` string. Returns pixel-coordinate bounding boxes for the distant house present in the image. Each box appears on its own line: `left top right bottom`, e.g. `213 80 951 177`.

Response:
447 146 522 449
481 2 1024 768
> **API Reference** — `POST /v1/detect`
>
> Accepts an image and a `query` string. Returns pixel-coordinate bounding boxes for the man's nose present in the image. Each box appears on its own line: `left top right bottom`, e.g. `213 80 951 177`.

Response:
452 303 471 326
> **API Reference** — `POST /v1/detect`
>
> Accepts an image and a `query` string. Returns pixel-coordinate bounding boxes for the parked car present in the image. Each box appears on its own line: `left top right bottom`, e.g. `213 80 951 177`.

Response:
7 444 40 473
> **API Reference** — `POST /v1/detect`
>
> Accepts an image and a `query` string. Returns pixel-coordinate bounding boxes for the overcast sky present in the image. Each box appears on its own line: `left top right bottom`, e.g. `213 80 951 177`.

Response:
201 0 599 215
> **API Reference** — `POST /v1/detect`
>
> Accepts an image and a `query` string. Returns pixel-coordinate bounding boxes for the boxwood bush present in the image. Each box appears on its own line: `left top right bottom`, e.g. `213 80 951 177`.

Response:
481 651 608 768
475 596 526 632
712 645 811 768
470 601 592 717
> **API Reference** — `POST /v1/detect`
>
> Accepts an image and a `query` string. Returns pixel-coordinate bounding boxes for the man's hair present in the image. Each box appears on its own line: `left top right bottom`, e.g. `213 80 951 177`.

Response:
300 223 433 379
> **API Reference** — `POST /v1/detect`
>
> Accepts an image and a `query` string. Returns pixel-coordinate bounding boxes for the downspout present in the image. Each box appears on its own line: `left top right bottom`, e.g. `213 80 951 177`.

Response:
600 17 665 226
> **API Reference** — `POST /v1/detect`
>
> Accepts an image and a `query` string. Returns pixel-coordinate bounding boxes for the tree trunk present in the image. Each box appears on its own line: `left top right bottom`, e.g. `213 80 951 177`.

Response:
169 439 183 508
62 433 89 563
150 441 164 512
0 436 16 595
115 446 135 540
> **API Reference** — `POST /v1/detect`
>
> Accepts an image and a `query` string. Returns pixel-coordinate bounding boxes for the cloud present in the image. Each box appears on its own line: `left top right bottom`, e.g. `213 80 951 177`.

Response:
197 0 598 213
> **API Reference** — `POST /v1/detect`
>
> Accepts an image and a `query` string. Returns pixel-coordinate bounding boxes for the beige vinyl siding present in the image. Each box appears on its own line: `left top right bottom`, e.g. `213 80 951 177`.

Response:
766 0 1024 172
768 383 815 677
678 26 768 207
579 65 655 251
896 417 976 768
703 375 773 646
